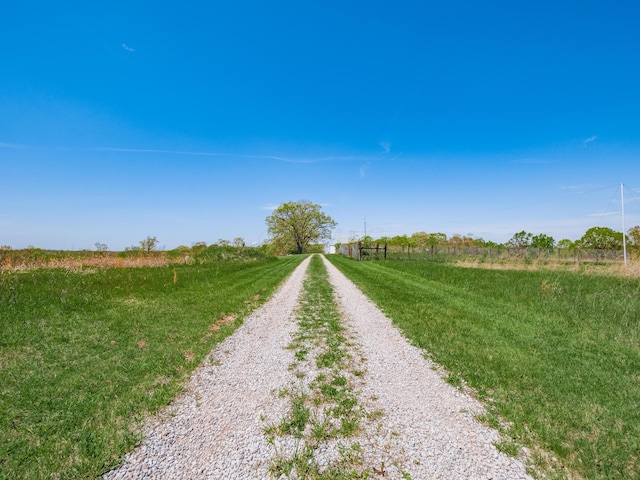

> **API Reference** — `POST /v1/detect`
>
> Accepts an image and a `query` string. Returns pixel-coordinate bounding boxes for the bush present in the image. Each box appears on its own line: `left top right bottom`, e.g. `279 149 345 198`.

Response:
195 245 268 263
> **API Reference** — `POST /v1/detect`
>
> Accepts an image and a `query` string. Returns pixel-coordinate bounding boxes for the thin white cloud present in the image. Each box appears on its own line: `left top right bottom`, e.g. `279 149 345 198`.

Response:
359 163 370 177
512 158 550 165
261 154 365 164
260 204 279 211
95 147 366 164
261 201 332 214
122 43 135 52
316 155 365 163
586 211 619 217
379 141 391 153
557 183 594 195
558 184 595 191
584 135 597 144
97 147 286 161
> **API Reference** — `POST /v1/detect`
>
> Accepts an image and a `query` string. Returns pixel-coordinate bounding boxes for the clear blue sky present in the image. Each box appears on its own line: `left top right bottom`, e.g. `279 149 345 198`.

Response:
2 1 639 250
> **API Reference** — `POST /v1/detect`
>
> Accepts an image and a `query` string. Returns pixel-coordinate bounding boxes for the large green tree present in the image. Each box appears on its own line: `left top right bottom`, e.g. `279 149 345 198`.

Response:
557 238 576 250
506 231 533 249
578 227 623 250
410 231 430 249
266 200 337 254
427 232 447 247
627 225 640 248
531 233 556 250
139 236 158 254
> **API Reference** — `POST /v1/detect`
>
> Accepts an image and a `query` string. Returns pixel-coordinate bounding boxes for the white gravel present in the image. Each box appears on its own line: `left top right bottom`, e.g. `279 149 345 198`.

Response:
104 254 533 480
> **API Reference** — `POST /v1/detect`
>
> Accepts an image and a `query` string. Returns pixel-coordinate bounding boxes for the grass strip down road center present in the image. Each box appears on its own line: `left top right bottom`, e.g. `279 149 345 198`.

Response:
264 254 384 479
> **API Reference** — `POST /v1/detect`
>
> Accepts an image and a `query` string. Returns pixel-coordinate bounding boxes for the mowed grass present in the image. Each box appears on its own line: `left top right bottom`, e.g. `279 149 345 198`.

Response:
327 255 640 480
0 255 304 479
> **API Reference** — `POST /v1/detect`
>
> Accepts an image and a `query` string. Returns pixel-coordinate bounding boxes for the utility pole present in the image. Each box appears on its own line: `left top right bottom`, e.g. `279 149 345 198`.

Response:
622 183 627 266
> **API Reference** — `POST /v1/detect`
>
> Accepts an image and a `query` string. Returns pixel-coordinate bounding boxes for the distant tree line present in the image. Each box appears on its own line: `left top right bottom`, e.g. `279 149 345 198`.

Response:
336 225 640 255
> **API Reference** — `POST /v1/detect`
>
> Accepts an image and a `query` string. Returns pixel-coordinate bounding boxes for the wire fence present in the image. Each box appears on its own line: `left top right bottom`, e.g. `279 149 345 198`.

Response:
337 243 634 264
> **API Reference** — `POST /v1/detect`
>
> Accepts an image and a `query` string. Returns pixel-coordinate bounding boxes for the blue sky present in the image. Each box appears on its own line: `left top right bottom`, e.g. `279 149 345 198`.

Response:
2 1 640 250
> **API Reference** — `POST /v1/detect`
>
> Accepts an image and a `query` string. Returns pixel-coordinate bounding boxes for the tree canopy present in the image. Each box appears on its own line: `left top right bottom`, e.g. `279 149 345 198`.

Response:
531 233 556 250
266 200 337 254
507 231 533 249
627 225 640 247
139 236 159 254
578 227 623 250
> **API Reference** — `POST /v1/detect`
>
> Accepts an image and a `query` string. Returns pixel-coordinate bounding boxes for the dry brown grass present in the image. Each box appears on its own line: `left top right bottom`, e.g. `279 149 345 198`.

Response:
455 257 640 277
1 254 182 272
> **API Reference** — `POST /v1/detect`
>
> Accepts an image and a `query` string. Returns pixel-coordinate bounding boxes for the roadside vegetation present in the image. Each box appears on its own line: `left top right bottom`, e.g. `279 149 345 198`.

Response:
336 227 640 274
327 255 640 479
0 240 270 272
337 225 640 255
0 251 304 479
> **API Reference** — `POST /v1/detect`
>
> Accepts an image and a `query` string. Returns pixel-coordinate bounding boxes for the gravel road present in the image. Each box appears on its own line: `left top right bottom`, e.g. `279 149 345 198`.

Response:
104 255 533 479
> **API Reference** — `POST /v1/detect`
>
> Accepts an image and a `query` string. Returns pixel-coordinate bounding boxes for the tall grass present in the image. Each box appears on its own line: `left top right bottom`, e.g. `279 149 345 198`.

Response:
0 255 304 479
0 244 270 272
1 249 173 271
327 255 640 479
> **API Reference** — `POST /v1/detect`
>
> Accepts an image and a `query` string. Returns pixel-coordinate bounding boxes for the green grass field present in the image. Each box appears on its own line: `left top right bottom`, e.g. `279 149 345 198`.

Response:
327 255 640 480
0 255 304 479
4 252 639 479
